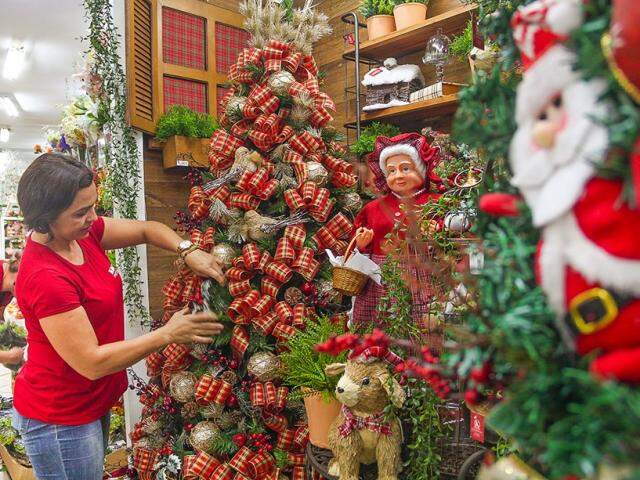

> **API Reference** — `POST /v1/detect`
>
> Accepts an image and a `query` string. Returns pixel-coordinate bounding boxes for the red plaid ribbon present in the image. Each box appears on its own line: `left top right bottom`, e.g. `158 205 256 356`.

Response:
194 375 233 406
139 383 162 407
236 167 278 201
211 129 245 158
338 404 392 437
312 213 354 254
133 447 158 473
228 47 262 83
231 325 251 359
261 277 282 298
272 322 298 342
146 351 165 377
252 311 279 335
332 171 359 188
284 181 334 223
262 40 302 73
250 382 289 413
291 466 306 480
229 446 254 477
182 451 223 479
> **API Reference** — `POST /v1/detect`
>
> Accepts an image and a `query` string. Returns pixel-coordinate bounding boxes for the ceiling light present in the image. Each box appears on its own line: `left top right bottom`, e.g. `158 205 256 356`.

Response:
0 96 20 117
0 128 9 143
3 42 26 80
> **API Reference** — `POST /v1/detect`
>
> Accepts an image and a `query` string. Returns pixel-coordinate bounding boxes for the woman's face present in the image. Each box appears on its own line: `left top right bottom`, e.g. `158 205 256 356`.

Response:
385 154 424 196
49 183 98 241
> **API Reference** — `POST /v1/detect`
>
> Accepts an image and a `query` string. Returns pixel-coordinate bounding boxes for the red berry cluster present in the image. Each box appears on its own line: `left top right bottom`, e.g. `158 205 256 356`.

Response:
315 328 390 358
202 350 238 370
174 210 202 234
397 349 452 399
464 362 493 405
184 169 203 187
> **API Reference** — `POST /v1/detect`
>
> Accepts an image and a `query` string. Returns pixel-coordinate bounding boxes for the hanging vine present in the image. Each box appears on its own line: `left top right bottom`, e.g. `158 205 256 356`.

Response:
83 0 150 327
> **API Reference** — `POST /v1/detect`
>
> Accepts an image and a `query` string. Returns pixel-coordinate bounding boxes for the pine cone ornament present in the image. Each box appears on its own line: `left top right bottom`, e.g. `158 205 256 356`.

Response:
247 352 283 382
339 192 364 213
201 402 224 420
307 161 329 186
217 410 244 431
189 421 220 453
285 287 305 306
142 416 162 434
181 401 200 420
221 369 239 385
169 371 197 403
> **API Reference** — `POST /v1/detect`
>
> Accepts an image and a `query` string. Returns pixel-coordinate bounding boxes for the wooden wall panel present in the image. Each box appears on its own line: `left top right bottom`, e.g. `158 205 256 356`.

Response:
143 135 191 320
313 0 473 143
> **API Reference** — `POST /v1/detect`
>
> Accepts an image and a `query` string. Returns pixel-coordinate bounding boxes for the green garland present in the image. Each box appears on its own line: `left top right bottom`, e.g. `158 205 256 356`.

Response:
83 0 150 326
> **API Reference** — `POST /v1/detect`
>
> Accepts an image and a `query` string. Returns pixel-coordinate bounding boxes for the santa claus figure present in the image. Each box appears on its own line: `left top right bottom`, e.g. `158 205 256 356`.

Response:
351 133 443 328
503 0 640 382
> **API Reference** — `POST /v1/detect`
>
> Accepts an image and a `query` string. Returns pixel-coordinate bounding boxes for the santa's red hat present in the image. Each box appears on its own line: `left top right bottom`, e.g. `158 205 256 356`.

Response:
511 0 585 124
369 133 442 194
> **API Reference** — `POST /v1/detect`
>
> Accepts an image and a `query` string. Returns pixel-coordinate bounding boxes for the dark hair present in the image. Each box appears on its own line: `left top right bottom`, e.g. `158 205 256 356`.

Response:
17 153 94 234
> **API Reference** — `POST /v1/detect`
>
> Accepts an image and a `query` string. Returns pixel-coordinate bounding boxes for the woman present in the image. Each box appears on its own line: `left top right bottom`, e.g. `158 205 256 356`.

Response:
12 153 225 479
0 252 25 365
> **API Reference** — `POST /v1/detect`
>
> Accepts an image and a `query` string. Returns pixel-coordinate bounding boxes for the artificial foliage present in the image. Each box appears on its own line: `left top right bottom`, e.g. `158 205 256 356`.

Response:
446 0 640 477
349 122 401 157
359 0 395 19
130 2 360 478
280 316 348 398
449 21 474 60
155 106 219 142
83 0 149 326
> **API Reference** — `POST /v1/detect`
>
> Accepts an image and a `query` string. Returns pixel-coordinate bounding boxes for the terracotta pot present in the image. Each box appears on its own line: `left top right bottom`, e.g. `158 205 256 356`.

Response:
302 390 341 448
393 2 428 31
366 15 396 41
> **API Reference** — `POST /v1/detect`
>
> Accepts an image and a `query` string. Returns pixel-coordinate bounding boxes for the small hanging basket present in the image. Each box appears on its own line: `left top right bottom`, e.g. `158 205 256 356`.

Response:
332 237 369 296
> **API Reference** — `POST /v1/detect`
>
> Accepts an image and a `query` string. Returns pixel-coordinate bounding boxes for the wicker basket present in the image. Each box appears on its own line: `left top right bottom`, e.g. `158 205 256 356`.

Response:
332 237 369 296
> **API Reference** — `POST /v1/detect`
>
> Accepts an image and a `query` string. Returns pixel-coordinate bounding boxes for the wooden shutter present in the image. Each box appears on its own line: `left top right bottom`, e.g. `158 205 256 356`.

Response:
126 0 158 133
125 0 248 134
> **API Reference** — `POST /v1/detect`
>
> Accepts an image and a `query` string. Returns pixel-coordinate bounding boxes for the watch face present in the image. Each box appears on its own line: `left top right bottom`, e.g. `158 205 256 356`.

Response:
179 240 192 251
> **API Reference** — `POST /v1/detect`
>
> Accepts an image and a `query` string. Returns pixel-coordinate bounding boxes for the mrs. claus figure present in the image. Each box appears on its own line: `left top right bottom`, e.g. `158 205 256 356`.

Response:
351 133 443 328
485 0 640 383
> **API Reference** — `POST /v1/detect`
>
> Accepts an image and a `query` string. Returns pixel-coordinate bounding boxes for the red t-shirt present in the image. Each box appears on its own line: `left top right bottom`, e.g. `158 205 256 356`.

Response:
13 217 127 425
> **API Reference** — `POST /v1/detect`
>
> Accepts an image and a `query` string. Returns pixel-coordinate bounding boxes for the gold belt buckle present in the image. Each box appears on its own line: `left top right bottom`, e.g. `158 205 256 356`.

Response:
568 288 618 335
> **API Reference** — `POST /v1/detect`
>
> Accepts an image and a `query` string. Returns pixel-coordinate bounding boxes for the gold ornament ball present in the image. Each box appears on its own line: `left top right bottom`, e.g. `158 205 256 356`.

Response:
340 192 363 213
268 71 296 95
247 351 283 382
189 421 220 453
211 243 236 269
307 161 329 186
225 96 247 116
285 287 304 306
169 371 197 403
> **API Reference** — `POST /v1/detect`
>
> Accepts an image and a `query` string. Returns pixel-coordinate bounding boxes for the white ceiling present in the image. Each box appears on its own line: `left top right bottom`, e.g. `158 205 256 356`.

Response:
0 0 88 153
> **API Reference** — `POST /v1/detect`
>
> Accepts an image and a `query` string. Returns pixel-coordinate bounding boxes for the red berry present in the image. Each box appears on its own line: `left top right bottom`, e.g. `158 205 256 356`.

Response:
232 434 246 447
251 433 259 439
301 282 316 295
470 362 492 384
229 360 239 370
226 394 238 407
464 389 481 405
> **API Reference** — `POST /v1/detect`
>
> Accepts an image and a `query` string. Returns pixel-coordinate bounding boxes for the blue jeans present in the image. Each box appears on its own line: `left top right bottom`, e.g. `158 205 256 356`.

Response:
12 409 110 480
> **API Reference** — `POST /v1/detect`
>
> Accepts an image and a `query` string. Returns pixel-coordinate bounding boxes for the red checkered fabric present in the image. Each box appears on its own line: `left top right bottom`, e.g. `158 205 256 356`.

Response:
215 23 250 74
252 311 279 335
163 76 208 113
338 404 392 437
242 243 261 269
228 279 251 298
248 453 276 478
229 446 254 476
217 85 232 115
195 375 233 406
284 224 306 249
231 325 250 359
133 447 158 472
272 322 297 342
182 451 222 478
275 301 293 323
260 277 281 298
162 7 206 70
250 294 274 317
264 261 293 283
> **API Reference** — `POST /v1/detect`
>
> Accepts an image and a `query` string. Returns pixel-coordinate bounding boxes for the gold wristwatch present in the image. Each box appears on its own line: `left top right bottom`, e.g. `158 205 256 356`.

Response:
177 239 199 259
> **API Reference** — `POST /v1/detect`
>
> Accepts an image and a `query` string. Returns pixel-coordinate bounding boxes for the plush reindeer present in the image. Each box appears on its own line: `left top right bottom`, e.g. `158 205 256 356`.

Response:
325 347 405 480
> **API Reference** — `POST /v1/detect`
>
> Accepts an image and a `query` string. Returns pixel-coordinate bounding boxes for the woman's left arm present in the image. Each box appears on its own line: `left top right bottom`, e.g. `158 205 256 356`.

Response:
100 217 225 284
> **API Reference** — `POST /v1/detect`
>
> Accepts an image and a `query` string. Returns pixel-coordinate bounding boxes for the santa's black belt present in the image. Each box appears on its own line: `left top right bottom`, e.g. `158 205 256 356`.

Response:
566 287 633 335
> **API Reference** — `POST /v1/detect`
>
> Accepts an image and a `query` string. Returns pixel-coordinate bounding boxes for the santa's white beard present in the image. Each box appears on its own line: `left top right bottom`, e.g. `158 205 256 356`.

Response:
510 78 610 227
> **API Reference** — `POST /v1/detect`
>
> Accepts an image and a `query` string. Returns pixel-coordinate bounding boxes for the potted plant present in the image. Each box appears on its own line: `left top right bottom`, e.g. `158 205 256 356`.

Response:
360 0 396 41
155 105 218 169
392 0 429 31
279 316 347 449
350 122 401 193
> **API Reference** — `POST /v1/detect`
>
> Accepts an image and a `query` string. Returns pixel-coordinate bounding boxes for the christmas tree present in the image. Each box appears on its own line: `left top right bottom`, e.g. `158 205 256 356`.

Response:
130 2 359 478
447 0 640 478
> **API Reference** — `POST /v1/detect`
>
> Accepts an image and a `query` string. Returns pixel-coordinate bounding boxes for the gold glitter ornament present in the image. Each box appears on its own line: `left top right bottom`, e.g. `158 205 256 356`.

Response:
247 351 283 382
225 96 247 117
285 287 304 306
201 402 224 420
267 70 296 95
169 371 197 403
339 192 364 214
307 161 329 186
211 243 236 269
142 417 162 434
189 421 220 453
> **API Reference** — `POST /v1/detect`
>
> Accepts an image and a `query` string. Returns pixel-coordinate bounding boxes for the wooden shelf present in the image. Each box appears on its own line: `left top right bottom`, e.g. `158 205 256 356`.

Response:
343 4 478 62
344 94 459 129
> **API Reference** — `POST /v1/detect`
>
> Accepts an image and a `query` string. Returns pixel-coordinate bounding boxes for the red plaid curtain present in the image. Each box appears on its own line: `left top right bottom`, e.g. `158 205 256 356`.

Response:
215 23 250 74
163 77 208 113
162 7 206 70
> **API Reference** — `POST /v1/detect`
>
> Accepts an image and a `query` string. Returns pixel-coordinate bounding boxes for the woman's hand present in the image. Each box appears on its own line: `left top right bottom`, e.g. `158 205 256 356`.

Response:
184 249 226 285
1 347 24 365
161 308 224 344
354 227 374 251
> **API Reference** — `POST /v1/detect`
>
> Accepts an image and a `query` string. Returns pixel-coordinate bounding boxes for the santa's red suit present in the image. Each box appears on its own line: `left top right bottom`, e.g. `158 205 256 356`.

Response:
502 0 640 382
